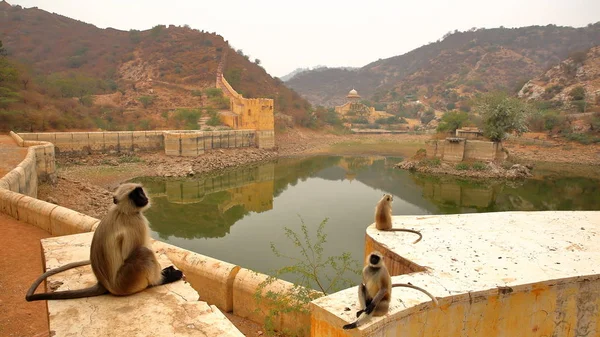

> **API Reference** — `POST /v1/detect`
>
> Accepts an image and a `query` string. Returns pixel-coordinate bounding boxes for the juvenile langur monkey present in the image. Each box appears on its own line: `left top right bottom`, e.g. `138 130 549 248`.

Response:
343 251 438 330
375 194 422 243
26 183 183 301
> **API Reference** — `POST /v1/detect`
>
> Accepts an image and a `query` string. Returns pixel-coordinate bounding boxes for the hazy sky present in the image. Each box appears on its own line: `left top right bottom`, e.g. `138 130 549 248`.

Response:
9 0 600 77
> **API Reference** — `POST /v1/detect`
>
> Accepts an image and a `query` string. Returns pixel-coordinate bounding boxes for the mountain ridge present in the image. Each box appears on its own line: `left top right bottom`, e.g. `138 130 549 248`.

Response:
0 1 312 131
286 24 600 109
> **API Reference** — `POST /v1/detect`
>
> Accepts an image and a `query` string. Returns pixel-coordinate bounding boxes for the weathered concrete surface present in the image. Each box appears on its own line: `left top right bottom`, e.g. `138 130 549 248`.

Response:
311 211 600 337
42 232 244 337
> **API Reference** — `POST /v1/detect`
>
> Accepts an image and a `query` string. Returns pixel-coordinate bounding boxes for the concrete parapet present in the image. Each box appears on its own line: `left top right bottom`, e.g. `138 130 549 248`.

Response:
16 195 58 233
153 241 240 312
42 232 245 337
364 232 425 276
17 129 265 157
17 131 165 155
49 206 100 236
0 188 25 219
233 268 312 336
313 211 600 336
8 131 56 185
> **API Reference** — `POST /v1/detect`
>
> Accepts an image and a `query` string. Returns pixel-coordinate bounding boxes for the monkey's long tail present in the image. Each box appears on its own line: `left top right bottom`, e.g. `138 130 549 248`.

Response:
392 283 439 306
26 260 107 301
387 228 423 244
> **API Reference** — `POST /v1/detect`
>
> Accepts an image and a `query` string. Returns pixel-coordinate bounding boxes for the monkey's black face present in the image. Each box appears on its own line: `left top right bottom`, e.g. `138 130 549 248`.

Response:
129 187 148 208
369 254 381 266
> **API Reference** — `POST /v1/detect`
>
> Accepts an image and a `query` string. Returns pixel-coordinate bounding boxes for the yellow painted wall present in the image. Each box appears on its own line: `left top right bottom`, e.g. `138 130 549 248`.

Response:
311 277 600 337
216 74 275 132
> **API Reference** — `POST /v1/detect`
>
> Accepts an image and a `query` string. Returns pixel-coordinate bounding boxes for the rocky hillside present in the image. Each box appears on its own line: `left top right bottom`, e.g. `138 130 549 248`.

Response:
287 24 600 110
518 46 600 112
0 1 311 131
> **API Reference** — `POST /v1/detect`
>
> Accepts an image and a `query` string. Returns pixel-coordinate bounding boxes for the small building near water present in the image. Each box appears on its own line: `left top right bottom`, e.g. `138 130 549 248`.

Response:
429 128 506 162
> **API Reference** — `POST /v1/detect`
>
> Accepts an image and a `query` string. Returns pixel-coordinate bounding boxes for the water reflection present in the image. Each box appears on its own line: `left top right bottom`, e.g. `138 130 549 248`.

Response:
132 156 600 288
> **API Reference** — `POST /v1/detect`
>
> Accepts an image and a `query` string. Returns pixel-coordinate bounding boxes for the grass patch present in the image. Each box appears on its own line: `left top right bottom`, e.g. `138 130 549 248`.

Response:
472 162 487 171
455 162 470 170
420 157 441 167
565 133 600 145
118 155 144 163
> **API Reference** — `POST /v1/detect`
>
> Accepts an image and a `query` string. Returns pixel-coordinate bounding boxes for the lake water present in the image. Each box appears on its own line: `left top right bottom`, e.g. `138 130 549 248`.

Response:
132 156 600 291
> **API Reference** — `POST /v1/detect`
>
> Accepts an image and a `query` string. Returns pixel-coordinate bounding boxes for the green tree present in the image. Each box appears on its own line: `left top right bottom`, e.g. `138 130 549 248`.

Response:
569 86 586 101
437 111 470 133
475 92 532 141
173 108 201 129
420 109 435 125
0 40 7 56
137 95 156 108
224 68 242 88
0 51 21 107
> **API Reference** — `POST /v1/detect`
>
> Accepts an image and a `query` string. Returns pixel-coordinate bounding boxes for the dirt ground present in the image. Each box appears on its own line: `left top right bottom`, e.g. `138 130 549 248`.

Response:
0 135 28 178
0 213 50 337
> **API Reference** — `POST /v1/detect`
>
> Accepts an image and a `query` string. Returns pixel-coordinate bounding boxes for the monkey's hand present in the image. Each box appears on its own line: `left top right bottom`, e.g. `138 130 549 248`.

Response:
355 309 365 318
364 302 376 315
161 266 183 284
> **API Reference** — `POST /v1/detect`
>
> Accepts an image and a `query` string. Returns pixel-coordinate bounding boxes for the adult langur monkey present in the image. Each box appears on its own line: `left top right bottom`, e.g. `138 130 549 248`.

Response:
375 194 423 244
26 183 183 301
342 251 438 330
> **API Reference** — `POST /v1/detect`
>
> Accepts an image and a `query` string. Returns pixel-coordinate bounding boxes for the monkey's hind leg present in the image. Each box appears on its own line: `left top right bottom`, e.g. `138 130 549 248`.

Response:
113 247 182 296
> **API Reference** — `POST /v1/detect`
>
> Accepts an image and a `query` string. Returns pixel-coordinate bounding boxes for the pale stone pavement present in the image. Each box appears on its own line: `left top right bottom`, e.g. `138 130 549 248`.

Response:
0 134 49 337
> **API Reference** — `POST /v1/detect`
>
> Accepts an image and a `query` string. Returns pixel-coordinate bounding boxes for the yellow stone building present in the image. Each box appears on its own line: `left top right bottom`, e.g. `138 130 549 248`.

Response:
214 52 275 148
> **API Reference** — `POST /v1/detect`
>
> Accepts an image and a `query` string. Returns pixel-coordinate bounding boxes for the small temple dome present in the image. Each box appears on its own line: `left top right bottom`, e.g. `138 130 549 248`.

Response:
347 89 360 99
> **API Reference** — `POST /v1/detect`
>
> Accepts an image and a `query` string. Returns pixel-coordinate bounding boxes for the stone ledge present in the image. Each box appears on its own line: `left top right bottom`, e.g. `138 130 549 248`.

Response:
41 232 244 337
311 211 600 336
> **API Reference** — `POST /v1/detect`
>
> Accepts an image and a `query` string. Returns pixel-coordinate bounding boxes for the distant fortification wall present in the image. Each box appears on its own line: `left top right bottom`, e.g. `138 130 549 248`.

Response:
17 130 262 157
164 130 256 157
18 131 164 155
215 52 275 148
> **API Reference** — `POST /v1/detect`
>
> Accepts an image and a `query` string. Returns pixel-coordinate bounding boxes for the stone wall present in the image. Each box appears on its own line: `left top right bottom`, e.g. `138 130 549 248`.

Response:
443 139 465 161
164 130 256 157
18 131 164 155
216 69 275 147
17 130 260 157
431 139 504 162
464 140 502 162
0 132 56 197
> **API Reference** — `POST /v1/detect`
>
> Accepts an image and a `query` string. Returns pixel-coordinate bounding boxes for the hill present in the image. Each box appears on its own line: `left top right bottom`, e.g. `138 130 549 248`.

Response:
518 46 600 112
0 1 311 131
286 24 600 111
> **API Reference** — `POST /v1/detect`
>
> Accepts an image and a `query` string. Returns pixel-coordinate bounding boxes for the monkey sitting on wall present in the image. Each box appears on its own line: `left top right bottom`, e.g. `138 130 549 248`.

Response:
343 251 438 329
375 194 422 243
26 183 183 301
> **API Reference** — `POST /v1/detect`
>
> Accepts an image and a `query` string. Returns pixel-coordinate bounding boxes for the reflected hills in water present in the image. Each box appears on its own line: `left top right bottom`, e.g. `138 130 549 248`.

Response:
133 156 600 240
